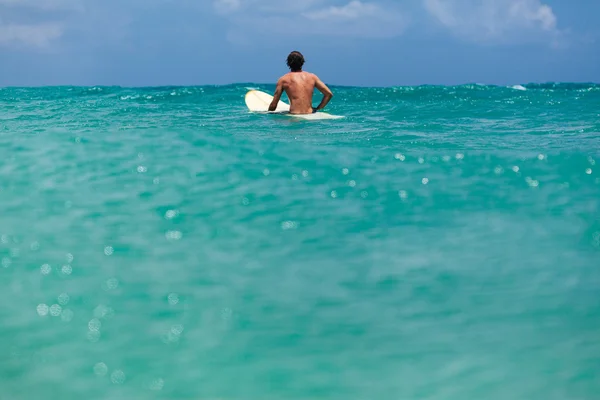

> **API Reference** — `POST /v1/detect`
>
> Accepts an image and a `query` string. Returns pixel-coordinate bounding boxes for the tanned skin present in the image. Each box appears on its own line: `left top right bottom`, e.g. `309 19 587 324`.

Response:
268 53 333 114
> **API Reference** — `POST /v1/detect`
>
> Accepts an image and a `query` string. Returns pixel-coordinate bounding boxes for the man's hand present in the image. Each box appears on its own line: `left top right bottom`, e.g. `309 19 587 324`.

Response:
268 79 284 112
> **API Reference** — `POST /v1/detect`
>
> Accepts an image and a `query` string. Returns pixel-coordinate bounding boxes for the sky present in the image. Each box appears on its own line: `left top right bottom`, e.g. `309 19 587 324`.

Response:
0 0 599 87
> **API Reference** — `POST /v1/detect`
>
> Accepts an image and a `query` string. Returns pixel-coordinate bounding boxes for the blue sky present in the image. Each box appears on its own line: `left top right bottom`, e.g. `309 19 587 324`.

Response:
0 0 598 86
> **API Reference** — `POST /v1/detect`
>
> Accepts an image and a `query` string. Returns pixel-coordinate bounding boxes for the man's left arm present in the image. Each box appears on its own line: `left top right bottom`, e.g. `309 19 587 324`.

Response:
313 74 333 112
268 79 284 112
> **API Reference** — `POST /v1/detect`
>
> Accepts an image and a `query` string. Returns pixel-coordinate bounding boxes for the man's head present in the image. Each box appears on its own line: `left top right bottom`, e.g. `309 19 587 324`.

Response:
286 51 305 72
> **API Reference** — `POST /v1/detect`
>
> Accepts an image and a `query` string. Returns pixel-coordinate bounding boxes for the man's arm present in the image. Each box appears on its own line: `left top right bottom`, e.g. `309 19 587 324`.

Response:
313 75 333 112
268 79 284 112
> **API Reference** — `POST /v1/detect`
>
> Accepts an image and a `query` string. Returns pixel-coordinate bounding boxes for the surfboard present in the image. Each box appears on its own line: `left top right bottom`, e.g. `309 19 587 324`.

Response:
244 90 344 120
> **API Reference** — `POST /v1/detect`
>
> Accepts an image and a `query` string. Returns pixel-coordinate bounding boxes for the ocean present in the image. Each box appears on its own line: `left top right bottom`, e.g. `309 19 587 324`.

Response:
1 83 599 399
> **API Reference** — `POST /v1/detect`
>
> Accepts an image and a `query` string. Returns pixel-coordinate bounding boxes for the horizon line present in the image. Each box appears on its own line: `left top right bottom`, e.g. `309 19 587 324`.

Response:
1 81 599 90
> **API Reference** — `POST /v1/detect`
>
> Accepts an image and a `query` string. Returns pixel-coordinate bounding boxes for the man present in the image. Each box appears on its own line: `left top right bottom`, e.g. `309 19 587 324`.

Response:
268 51 333 115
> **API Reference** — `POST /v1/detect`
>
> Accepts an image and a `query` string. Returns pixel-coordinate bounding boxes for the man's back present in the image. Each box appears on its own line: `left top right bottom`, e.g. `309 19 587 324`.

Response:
268 51 333 115
281 72 318 114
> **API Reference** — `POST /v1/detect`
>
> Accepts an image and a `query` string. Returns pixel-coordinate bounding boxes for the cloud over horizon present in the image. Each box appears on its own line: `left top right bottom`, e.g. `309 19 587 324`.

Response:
214 0 408 41
423 0 560 45
0 0 567 50
0 0 83 48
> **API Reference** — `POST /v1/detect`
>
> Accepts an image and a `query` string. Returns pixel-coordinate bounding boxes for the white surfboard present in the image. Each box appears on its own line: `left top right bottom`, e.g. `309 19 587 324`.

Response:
244 90 343 120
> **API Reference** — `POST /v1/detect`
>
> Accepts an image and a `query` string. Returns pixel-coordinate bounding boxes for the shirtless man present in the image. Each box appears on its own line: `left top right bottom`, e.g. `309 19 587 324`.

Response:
268 51 333 115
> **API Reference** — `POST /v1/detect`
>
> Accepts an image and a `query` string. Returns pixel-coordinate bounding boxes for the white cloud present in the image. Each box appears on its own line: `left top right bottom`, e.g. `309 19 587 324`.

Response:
213 0 241 14
0 22 63 47
0 0 81 11
304 1 380 20
213 0 322 15
0 0 80 48
423 0 560 44
216 0 407 40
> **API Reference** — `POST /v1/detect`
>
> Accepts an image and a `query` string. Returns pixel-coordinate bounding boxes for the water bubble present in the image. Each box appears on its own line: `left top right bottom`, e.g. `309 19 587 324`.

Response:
94 362 108 376
61 265 72 275
104 246 114 256
394 153 405 161
87 330 101 342
153 177 160 185
2 257 11 268
165 231 182 241
585 168 592 175
66 253 74 263
58 293 70 305
94 305 109 319
494 166 504 175
40 264 52 275
588 156 596 166
342 168 349 175
291 174 299 180
418 157 425 164
592 232 600 248
537 154 546 160
88 318 102 331
348 180 356 187
1 235 8 244
241 197 250 206
149 378 164 391
330 190 338 198
398 190 408 200
302 170 309 177
111 370 126 384
137 165 147 173
442 155 451 162
512 166 520 173
37 304 49 316
262 168 270 176
456 153 465 160
360 191 368 199
170 324 184 335
49 304 62 317
162 331 180 344
422 178 429 185
106 278 119 290
30 241 40 251
168 293 179 305
281 221 298 230
525 177 539 187
164 210 179 219
61 309 74 322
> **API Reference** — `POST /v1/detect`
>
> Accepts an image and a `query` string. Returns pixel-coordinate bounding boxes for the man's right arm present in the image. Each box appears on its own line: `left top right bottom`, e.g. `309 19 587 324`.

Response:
269 78 284 112
313 75 333 112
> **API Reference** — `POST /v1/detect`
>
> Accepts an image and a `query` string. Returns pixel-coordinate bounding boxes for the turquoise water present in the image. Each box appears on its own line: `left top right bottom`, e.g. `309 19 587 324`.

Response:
1 83 599 399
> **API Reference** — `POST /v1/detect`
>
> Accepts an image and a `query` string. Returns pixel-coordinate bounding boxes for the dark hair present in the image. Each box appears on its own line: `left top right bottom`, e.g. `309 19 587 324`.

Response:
286 51 305 72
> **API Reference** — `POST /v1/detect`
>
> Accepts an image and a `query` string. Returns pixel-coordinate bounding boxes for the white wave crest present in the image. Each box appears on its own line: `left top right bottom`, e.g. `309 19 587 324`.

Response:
510 85 527 91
